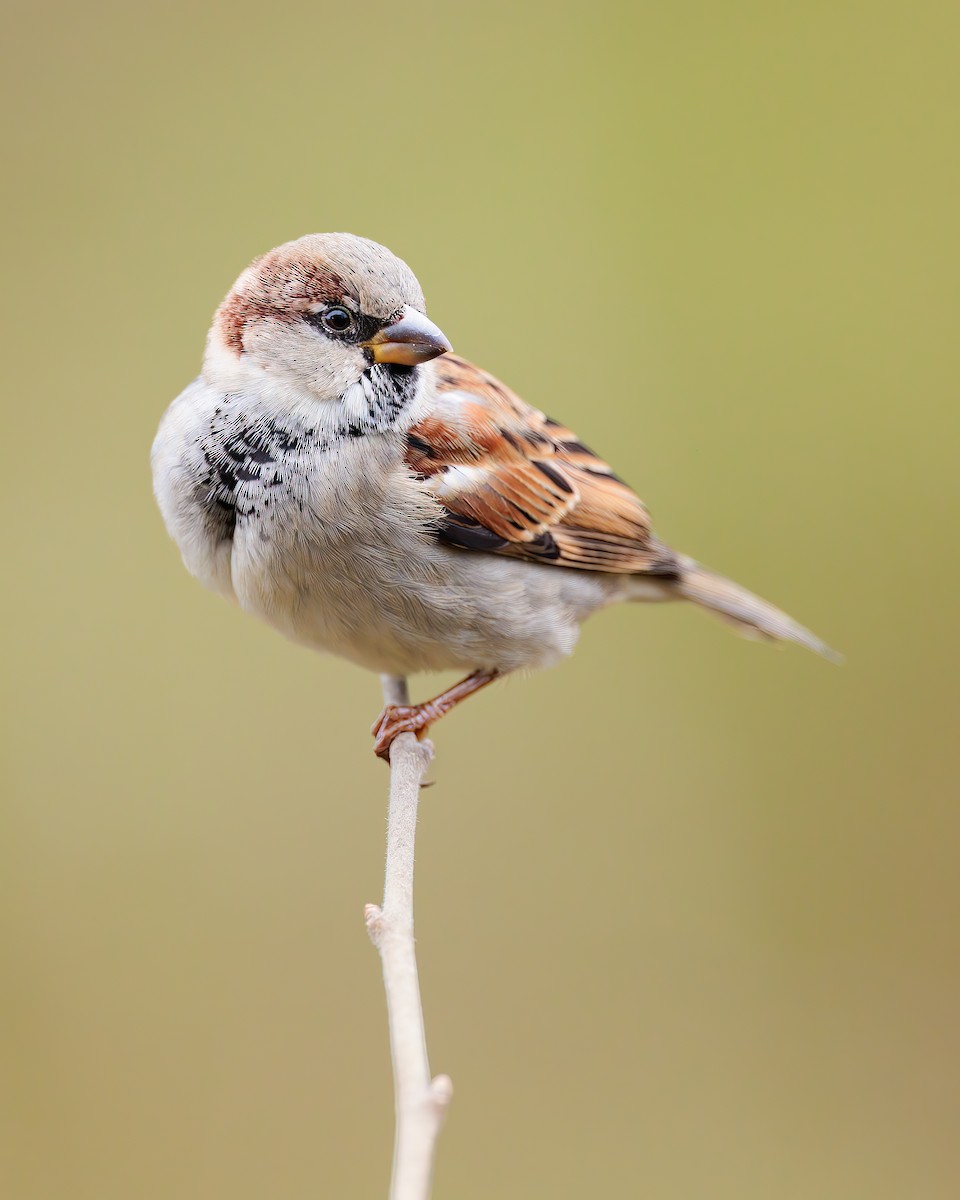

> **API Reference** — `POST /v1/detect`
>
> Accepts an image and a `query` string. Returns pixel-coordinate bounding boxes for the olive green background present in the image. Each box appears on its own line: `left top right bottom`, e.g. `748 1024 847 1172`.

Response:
3 2 958 1196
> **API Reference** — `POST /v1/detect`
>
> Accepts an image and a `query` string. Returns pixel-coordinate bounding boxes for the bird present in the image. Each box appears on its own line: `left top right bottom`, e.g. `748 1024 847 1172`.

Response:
152 233 835 759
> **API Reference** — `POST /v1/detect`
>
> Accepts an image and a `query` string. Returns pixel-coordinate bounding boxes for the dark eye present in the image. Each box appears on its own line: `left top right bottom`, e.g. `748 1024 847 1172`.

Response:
321 306 354 334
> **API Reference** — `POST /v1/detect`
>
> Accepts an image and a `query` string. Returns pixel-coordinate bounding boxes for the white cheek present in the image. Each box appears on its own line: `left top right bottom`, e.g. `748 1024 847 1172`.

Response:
246 323 366 401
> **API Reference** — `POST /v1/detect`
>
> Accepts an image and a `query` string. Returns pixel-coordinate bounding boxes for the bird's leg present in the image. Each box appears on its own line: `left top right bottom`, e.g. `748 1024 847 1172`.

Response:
371 670 500 761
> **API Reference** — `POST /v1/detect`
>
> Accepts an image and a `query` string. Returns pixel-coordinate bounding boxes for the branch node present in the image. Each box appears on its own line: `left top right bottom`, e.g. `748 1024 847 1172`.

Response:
430 1074 454 1114
363 903 384 945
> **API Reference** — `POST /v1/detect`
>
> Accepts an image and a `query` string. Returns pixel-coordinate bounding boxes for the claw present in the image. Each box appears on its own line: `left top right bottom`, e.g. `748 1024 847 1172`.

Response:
371 704 434 761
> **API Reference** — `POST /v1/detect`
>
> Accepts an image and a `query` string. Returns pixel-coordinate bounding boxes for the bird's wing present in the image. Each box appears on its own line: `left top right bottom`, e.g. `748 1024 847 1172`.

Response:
405 355 679 575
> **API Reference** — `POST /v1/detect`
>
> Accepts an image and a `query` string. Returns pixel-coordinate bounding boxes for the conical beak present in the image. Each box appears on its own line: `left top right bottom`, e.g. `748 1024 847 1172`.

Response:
364 306 452 365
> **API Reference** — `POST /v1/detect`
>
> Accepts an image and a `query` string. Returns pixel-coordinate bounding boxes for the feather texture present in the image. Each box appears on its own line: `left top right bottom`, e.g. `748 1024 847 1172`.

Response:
407 356 680 576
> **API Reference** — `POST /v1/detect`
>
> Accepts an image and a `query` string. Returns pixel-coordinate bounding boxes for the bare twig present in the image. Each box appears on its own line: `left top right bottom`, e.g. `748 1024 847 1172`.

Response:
365 675 452 1200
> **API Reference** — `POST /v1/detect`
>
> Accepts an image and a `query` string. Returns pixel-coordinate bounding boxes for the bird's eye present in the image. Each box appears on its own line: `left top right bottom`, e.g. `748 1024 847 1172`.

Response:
321 306 354 334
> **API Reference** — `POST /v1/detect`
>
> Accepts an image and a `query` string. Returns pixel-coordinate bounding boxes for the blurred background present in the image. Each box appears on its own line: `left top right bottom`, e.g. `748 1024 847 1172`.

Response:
3 2 959 1196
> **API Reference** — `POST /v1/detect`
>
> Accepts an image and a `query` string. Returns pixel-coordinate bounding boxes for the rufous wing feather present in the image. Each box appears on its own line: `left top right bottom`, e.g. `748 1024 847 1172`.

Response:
406 355 679 576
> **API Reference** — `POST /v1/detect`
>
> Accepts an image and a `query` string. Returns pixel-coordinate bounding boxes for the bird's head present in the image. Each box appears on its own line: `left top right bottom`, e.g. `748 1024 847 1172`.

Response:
204 233 451 430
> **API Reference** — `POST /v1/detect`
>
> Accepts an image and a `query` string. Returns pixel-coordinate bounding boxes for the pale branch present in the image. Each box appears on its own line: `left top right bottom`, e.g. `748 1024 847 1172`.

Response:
365 675 452 1200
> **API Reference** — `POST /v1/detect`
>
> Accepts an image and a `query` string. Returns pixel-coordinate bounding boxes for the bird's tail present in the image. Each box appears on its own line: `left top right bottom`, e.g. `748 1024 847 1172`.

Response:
671 556 840 661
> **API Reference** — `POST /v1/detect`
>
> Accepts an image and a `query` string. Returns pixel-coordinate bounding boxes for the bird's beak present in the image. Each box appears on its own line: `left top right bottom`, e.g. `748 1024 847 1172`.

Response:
364 306 452 365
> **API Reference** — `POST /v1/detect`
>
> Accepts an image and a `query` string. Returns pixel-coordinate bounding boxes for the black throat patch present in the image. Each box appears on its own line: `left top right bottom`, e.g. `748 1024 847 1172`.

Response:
354 363 419 433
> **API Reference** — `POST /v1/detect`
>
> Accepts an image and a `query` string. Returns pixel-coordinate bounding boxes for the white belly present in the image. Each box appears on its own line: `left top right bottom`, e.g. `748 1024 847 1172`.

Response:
232 437 618 676
153 383 623 678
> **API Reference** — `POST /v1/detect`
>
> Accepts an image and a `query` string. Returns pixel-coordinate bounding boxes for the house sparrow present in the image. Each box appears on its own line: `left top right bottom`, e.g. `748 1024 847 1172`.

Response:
152 233 834 759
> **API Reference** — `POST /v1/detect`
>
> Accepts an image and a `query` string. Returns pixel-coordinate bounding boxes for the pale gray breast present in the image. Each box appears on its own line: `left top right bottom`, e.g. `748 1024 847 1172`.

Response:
153 382 353 599
154 384 620 676
192 404 450 666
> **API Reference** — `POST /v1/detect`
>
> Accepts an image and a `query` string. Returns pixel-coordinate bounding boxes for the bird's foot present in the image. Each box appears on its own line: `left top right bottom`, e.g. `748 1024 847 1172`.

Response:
370 669 500 761
371 702 442 761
